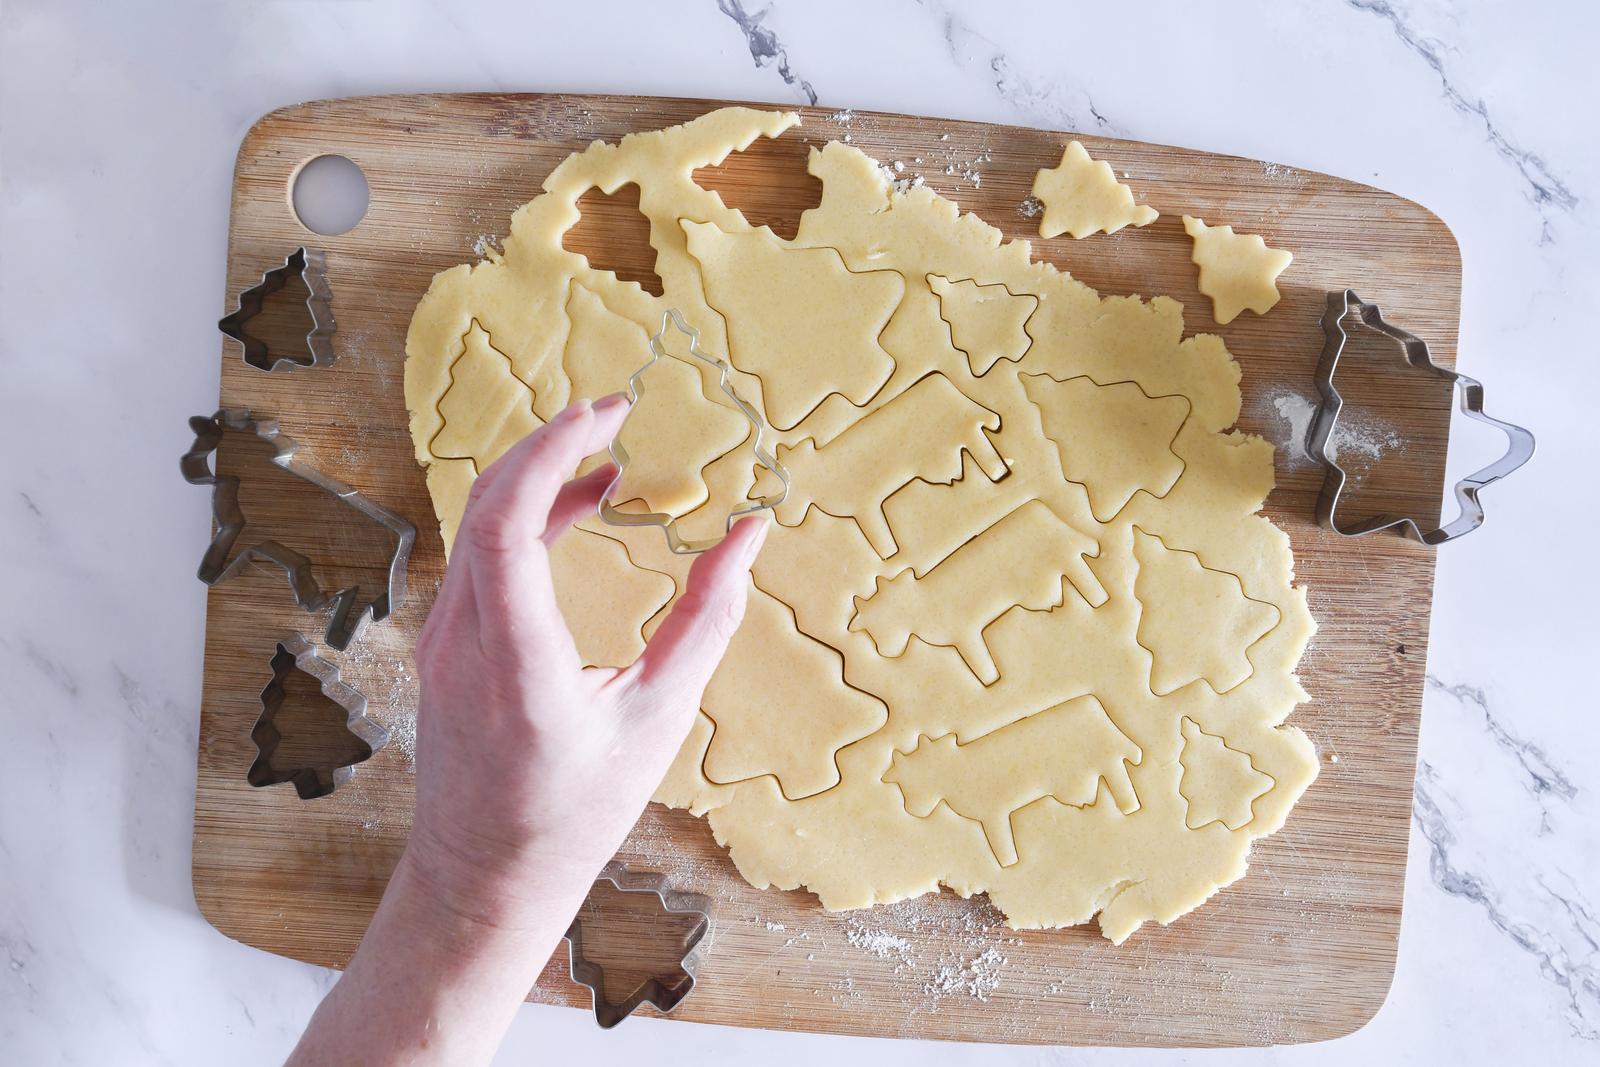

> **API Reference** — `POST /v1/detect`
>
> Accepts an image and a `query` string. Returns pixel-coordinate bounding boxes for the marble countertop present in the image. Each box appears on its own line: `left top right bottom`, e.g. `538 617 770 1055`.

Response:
2 0 1594 1062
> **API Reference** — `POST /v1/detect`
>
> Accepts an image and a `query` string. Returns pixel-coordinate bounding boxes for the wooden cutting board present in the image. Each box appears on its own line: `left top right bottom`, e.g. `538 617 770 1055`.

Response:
192 93 1457 1047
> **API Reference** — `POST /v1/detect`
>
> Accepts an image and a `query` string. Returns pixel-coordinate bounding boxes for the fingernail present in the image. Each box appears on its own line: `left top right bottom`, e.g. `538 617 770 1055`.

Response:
592 392 630 415
739 518 770 562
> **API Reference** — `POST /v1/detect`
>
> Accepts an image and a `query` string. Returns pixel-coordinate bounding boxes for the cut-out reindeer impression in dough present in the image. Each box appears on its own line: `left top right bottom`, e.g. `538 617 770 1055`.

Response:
405 109 1317 944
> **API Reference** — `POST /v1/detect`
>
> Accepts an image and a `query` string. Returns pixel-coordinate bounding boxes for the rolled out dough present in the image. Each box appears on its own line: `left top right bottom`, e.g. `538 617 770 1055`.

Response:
404 109 1317 944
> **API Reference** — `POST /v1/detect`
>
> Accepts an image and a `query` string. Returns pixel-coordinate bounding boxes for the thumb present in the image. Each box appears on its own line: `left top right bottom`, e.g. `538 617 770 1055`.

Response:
618 517 768 711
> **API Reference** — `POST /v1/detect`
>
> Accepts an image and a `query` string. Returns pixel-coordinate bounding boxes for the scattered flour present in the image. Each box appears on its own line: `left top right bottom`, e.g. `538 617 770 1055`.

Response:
1271 393 1318 467
383 707 418 773
926 946 1007 1001
1268 391 1402 468
1018 195 1044 220
846 921 913 962
471 233 502 260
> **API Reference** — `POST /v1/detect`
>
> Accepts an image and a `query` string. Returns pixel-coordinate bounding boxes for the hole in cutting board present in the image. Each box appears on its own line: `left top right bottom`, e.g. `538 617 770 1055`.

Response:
292 154 370 236
571 879 704 1008
693 133 823 242
250 644 377 800
563 183 664 295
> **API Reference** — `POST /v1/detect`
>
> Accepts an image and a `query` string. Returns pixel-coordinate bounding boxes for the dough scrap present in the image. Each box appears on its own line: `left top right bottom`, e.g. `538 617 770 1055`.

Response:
405 109 1318 943
1030 141 1159 239
1182 215 1293 324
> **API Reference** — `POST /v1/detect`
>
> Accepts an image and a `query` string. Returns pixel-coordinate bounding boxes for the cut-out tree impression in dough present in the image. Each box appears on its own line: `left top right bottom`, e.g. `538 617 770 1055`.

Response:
1030 140 1159 239
885 695 1141 867
1178 717 1274 830
850 500 1105 684
928 274 1038 376
607 343 752 516
685 219 903 430
701 584 887 799
1133 529 1280 695
1022 373 1192 522
1182 215 1293 325
405 108 1317 944
430 321 542 469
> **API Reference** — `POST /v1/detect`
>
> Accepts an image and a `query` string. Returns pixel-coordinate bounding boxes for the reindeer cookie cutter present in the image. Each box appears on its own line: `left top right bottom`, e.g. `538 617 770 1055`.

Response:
564 862 714 1028
598 308 790 554
181 409 416 650
1307 289 1534 545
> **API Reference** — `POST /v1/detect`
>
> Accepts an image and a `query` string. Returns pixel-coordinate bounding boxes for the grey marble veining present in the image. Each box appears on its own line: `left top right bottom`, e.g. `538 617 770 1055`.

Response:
1 0 1594 1063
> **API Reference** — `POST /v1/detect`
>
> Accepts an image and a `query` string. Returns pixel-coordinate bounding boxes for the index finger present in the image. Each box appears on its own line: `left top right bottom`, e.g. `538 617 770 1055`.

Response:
459 394 630 553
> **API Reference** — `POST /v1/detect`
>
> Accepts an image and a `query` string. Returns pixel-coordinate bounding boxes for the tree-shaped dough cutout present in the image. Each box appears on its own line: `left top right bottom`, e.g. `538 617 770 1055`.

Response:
1132 528 1279 695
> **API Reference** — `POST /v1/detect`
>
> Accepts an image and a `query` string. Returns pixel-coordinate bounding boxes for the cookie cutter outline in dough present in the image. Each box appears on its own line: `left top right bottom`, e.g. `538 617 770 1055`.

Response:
598 308 791 554
181 408 417 650
564 862 713 1029
1307 289 1535 545
248 634 390 800
218 246 337 372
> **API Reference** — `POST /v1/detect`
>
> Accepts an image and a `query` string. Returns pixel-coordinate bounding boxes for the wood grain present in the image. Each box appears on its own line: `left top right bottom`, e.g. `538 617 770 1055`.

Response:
193 93 1457 1047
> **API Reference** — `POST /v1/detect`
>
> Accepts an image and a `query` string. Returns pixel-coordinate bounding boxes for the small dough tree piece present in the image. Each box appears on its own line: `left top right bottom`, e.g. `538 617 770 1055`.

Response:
1182 215 1293 325
1030 141 1159 239
1178 718 1274 830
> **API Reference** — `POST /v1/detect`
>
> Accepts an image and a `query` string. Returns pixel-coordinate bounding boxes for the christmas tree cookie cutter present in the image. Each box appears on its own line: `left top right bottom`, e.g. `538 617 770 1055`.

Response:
598 308 790 554
564 862 714 1028
248 635 389 800
218 246 337 372
1308 289 1534 544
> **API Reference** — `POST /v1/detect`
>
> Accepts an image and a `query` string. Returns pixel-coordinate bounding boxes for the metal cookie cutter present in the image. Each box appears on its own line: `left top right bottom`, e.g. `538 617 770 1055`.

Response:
218 246 337 372
564 862 713 1028
1307 289 1535 544
249 635 389 799
181 409 416 650
598 308 790 554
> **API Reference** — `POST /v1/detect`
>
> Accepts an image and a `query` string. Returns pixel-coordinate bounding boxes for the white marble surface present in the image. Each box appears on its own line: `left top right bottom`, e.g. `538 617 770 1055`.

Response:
2 0 1595 1062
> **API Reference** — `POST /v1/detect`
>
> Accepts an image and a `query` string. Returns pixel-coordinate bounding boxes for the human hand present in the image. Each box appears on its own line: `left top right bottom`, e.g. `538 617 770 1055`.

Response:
406 394 768 928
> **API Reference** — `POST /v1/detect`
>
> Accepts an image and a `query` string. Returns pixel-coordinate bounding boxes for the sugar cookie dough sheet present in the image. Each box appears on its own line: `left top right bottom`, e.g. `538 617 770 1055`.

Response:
404 108 1317 944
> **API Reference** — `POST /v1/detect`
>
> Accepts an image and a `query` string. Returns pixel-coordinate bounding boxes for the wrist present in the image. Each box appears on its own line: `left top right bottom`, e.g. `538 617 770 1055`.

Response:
399 819 605 935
